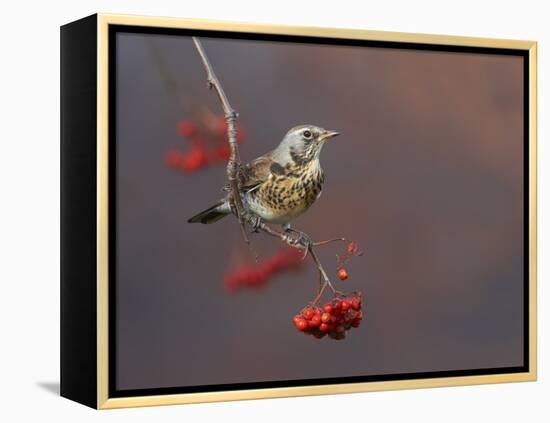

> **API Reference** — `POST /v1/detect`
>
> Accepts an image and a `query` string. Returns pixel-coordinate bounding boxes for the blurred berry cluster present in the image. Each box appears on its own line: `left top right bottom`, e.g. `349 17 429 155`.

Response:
223 248 304 293
164 115 244 173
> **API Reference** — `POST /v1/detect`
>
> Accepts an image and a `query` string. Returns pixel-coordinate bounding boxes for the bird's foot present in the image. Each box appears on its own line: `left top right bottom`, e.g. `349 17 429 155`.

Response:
282 228 312 259
242 211 262 233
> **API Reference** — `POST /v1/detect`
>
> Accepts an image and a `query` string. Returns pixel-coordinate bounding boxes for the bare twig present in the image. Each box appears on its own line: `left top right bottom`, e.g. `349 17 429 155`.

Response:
313 238 346 247
310 272 328 307
192 37 250 247
191 37 340 300
309 246 343 296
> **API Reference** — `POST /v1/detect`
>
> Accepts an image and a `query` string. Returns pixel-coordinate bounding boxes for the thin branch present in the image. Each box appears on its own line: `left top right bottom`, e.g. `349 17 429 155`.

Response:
309 246 342 296
191 36 340 300
192 37 249 246
310 272 328 307
313 238 346 247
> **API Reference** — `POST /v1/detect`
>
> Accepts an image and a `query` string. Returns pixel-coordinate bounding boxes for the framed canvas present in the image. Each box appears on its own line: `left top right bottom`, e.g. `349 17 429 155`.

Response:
60 13 537 409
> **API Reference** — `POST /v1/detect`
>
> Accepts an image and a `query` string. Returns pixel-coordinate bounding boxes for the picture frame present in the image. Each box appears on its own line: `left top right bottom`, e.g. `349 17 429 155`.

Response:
60 13 537 409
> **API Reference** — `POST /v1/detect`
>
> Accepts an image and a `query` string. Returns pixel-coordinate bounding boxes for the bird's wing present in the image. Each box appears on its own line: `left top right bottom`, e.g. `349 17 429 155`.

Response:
222 151 285 193
239 152 275 191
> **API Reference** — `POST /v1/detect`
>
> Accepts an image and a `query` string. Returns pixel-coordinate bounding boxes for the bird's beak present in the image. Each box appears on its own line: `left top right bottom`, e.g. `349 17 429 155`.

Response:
320 130 340 142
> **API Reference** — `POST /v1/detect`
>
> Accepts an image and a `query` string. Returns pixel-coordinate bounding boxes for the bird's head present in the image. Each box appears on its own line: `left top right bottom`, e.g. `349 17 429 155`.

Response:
275 124 340 166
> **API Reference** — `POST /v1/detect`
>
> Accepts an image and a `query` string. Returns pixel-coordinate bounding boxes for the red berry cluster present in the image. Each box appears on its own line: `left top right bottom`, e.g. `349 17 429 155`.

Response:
292 293 363 340
164 115 244 173
224 248 304 292
336 241 363 281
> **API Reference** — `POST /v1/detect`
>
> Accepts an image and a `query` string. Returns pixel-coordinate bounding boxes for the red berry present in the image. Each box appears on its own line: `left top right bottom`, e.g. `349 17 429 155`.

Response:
341 300 350 312
180 157 197 171
351 319 361 328
351 298 361 310
347 241 358 255
323 303 333 314
321 312 331 323
180 148 207 172
294 318 308 331
177 120 195 138
309 315 321 327
337 268 348 280
292 315 302 325
319 323 329 332
303 308 315 320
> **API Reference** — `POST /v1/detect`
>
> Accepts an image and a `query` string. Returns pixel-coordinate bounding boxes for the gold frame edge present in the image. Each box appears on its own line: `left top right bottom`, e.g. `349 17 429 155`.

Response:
97 14 110 409
95 13 537 409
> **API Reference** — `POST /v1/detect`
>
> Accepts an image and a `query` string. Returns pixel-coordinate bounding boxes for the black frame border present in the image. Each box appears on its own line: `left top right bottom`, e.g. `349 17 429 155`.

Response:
107 24 530 399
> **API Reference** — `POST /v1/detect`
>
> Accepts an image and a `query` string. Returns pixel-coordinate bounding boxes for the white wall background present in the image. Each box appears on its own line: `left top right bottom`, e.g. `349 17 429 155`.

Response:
0 0 546 421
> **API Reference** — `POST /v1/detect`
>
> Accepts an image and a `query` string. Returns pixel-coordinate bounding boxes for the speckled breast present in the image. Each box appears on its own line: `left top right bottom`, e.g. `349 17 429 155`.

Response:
246 166 325 224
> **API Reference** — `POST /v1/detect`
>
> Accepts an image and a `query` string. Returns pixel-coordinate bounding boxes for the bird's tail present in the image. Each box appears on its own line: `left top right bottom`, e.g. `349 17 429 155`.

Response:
187 201 230 224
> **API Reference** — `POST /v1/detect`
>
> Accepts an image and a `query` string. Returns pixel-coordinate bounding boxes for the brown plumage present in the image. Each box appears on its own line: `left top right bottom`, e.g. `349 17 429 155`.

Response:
188 124 339 226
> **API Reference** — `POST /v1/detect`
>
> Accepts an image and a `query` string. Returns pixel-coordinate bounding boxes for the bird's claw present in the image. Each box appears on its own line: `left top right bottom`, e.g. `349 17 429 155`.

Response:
283 229 311 259
250 215 262 232
240 211 262 232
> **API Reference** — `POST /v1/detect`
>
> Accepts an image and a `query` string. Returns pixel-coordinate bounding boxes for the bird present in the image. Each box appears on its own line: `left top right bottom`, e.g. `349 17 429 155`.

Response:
187 124 340 229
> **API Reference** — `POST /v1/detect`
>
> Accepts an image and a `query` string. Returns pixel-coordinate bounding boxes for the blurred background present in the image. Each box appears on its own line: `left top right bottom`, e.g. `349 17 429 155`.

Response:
115 32 524 391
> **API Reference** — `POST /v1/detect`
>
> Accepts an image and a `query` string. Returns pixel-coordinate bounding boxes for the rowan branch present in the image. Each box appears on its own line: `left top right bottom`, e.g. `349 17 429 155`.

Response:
192 37 250 246
191 37 340 301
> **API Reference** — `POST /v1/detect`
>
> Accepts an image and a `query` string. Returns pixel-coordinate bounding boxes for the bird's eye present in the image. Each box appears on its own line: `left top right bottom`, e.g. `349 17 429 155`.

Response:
303 130 313 139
